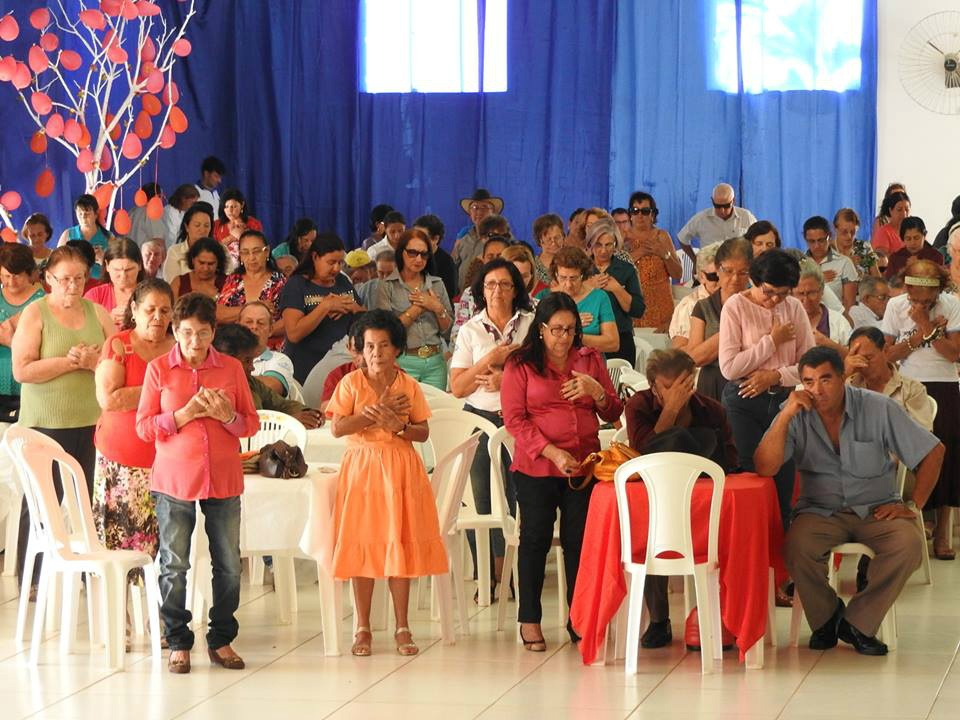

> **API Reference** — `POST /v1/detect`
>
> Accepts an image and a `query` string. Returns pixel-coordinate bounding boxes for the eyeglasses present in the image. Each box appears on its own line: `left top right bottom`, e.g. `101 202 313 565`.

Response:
556 274 582 284
867 293 890 301
483 281 515 292
794 289 821 300
628 207 655 216
542 323 576 338
712 201 733 210
760 284 792 300
50 274 86 287
403 248 430 259
469 203 493 212
239 246 268 257
718 266 750 278
702 271 719 282
483 234 511 244
178 329 213 341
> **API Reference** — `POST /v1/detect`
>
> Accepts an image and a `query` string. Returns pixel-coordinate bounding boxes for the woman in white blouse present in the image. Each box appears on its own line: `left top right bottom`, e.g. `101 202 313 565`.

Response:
450 258 534 600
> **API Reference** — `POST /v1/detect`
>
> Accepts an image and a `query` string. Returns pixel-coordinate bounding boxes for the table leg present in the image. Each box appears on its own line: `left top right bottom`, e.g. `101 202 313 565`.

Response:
317 565 342 656
745 638 764 669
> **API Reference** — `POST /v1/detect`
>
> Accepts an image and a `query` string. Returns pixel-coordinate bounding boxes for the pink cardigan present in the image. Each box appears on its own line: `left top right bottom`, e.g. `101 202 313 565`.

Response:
718 293 814 387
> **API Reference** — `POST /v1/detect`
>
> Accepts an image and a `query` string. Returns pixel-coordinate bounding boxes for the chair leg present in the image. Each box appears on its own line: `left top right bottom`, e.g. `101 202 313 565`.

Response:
451 534 470 634
434 572 456 645
788 593 805 647
103 567 127 671
142 565 163 662
317 565 342 656
249 555 265 586
683 575 694 621
707 570 723 663
45 572 61 634
273 556 297 624
879 605 898 651
623 569 647 675
496 543 516 631
15 542 37 645
827 553 839 592
60 572 80 655
766 567 778 648
2 495 21 575
477 529 491 607
130 583 145 637
555 545 568 628
916 515 933 585
29 564 51 665
691 566 715 674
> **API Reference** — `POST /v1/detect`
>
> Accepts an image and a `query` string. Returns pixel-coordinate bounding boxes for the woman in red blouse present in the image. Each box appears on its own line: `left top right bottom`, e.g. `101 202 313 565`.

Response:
136 292 258 674
501 292 622 652
213 189 263 269
93 279 175 600
216 230 287 348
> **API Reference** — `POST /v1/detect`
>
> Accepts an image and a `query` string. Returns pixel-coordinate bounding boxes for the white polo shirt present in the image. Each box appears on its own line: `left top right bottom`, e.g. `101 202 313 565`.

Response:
677 206 757 248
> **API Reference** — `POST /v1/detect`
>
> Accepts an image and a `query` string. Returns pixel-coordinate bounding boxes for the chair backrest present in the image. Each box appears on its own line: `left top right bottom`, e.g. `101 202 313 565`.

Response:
928 396 938 424
599 428 616 450
633 338 657 378
418 382 464 410
487 426 516 521
287 379 306 404
244 410 308 452
606 358 633 388
7 427 101 561
434 433 482 536
613 452 726 576
426 408 498 500
3 425 66 545
618 368 649 394
897 394 939 496
612 425 629 445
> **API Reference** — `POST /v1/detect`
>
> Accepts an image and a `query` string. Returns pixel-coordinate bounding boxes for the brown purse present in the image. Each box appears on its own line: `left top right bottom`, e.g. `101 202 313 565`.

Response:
571 441 640 490
257 440 308 479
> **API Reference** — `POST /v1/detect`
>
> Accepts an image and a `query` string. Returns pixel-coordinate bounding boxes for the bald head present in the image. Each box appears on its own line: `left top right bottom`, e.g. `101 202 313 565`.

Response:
712 183 735 219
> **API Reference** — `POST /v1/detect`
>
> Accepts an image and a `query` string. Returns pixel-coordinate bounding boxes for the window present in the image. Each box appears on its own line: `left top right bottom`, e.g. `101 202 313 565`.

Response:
711 0 863 93
361 0 507 93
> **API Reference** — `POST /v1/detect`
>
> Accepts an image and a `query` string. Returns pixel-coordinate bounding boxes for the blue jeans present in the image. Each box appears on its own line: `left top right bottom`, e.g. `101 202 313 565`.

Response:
153 493 242 651
396 352 447 389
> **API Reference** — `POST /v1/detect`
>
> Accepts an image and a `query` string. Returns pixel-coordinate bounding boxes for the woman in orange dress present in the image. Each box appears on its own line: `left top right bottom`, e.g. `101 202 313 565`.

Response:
326 309 448 657
624 192 681 331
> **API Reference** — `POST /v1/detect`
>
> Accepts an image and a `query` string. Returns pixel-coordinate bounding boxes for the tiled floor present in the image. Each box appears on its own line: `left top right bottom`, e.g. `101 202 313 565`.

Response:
0 554 958 720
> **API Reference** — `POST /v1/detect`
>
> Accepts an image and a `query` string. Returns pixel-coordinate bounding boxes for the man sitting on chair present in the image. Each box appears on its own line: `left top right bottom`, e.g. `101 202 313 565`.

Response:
755 346 944 655
624 348 738 649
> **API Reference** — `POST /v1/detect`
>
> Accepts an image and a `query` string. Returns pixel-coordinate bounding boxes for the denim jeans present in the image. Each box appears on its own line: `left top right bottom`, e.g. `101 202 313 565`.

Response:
463 405 517 578
152 492 242 651
721 382 795 530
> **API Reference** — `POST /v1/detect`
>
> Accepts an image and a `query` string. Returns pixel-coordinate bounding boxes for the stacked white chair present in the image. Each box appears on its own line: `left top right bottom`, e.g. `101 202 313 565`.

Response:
613 452 726 675
5 425 162 669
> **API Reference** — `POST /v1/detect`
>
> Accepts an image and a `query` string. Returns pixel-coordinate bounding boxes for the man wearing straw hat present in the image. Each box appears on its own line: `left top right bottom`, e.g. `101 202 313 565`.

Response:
453 188 504 293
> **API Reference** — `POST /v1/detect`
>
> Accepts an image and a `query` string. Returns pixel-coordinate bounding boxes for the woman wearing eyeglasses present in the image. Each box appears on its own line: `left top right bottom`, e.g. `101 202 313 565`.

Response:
501 292 622 651
719 249 814 529
624 192 682 332
585 218 645 363
216 231 287 348
375 229 453 389
546 247 619 354
685 238 753 401
11 245 114 593
532 213 565 286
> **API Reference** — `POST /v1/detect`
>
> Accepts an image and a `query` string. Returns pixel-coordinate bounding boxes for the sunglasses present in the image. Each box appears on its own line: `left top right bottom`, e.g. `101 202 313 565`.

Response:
713 202 733 210
702 271 719 282
628 207 656 216
403 248 430 259
483 234 512 244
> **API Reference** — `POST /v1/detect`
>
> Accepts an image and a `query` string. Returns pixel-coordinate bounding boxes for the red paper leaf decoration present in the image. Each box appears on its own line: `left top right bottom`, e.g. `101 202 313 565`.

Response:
121 133 142 159
163 81 180 105
79 10 106 31
138 1 161 17
146 195 164 220
28 45 48 73
139 36 156 62
29 130 47 153
60 50 82 71
101 0 123 17
29 8 51 30
145 69 163 94
63 118 82 144
35 168 55 197
0 227 16 243
77 123 91 148
12 62 31 89
159 125 175 149
93 184 115 217
114 207 131 234
76 148 95 172
99 146 112 171
30 91 52 115
134 189 147 207
45 113 64 137
133 110 153 139
0 55 15 81
168 106 188 133
0 190 22 211
142 94 162 116
40 33 59 52
107 44 127 64
0 16 19 42
173 38 192 57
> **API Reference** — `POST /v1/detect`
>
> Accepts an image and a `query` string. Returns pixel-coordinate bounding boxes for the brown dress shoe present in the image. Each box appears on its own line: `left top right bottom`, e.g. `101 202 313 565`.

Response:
168 650 191 674
208 646 245 669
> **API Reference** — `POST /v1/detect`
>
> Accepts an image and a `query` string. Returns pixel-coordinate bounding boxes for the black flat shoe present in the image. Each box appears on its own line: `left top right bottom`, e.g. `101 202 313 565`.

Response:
640 619 672 649
566 619 581 644
838 618 888 656
519 626 546 652
809 599 844 651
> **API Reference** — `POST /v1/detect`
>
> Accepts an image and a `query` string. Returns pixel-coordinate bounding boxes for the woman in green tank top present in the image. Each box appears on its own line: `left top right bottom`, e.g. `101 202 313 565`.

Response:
10 245 114 591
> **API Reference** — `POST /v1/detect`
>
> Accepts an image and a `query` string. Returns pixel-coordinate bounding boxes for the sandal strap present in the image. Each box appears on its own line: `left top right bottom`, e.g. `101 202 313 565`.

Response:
394 626 411 635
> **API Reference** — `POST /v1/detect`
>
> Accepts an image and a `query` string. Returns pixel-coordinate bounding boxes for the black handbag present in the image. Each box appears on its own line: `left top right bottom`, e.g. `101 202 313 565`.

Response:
257 440 308 479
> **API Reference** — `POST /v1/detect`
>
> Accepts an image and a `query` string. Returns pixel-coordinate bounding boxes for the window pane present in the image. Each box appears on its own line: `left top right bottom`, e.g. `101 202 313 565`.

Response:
362 0 508 93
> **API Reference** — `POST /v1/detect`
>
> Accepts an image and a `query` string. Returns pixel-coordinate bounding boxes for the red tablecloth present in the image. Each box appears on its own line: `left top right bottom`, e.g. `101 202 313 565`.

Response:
570 473 786 664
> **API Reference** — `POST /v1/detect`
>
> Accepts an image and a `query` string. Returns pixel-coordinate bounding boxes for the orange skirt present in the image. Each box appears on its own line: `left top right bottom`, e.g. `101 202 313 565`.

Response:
332 441 449 579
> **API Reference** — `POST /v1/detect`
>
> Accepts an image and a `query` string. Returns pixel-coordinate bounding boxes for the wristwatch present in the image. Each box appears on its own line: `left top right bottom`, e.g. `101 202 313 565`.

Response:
395 422 409 436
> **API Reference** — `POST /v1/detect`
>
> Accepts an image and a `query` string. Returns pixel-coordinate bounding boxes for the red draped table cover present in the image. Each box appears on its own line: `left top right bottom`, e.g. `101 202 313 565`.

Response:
570 473 787 665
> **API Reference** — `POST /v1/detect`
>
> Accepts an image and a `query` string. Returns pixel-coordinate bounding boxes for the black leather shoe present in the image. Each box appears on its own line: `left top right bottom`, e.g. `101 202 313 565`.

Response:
838 618 888 656
809 599 844 651
566 619 581 644
856 556 870 593
641 619 672 649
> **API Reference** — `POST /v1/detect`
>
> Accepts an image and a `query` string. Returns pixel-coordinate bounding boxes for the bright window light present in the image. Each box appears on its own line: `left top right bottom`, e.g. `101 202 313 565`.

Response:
361 0 507 93
711 0 863 93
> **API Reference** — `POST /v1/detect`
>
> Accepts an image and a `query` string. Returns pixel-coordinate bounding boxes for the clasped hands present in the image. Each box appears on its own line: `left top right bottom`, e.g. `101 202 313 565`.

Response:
360 390 412 433
408 289 444 315
183 386 236 423
322 293 362 320
66 342 101 370
907 304 946 340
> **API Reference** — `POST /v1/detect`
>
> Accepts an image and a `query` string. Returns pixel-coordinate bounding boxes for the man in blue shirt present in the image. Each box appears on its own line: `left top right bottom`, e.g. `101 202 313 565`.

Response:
755 347 944 655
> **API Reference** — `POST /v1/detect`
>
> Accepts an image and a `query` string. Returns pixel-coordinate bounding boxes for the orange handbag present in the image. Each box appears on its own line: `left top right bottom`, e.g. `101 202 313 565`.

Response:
572 441 640 490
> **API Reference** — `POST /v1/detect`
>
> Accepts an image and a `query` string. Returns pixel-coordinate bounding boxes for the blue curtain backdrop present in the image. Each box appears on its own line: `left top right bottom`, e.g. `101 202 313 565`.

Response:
609 0 878 248
0 0 874 252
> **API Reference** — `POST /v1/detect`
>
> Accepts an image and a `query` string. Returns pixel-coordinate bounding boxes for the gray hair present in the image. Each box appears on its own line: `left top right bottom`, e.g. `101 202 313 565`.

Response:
142 238 166 252
858 275 887 301
695 244 720 274
585 217 622 250
712 182 735 202
797 258 824 289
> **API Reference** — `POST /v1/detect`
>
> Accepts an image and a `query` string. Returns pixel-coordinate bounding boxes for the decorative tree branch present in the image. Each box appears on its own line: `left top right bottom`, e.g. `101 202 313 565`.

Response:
0 0 196 231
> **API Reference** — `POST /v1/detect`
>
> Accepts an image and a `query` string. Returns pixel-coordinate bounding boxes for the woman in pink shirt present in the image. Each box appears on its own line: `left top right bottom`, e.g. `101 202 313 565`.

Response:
719 249 814 531
84 237 144 330
501 292 622 652
136 292 258 674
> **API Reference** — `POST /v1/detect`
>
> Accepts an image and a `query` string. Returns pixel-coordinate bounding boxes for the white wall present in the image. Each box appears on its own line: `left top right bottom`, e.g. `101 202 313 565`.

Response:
877 0 960 233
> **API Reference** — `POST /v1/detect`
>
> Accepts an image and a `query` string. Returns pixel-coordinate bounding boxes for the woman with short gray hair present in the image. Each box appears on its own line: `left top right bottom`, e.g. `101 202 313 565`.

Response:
585 218 645 363
793 260 852 355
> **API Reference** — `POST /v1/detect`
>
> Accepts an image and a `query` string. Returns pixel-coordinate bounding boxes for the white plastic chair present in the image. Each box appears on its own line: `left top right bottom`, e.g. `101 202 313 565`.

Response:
431 431 482 642
419 382 465 410
618 367 649 394
613 452 726 675
607 358 633 388
243 409 308 452
612 426 629 445
6 426 162 669
491 427 569 634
